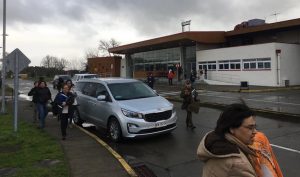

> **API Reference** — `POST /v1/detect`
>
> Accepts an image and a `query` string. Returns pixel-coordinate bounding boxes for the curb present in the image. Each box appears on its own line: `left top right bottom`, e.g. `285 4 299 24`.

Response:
75 125 138 177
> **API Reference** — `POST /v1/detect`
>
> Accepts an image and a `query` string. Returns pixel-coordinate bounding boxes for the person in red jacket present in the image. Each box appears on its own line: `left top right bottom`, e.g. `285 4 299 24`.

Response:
167 69 174 85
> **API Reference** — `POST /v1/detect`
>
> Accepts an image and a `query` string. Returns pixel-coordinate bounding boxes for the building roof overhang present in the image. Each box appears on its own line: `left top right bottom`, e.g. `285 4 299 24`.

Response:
226 17 300 36
109 31 226 54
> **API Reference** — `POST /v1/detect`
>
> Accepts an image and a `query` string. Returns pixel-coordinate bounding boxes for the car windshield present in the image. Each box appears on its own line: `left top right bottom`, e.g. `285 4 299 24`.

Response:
108 81 157 100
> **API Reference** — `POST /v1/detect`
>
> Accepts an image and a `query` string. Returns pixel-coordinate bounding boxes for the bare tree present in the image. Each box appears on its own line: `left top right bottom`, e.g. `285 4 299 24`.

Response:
40 55 56 68
40 55 68 70
85 48 99 58
56 58 69 70
98 38 120 56
67 58 85 71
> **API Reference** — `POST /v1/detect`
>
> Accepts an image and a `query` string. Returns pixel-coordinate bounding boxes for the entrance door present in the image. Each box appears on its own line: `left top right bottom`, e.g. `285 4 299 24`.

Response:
184 62 196 80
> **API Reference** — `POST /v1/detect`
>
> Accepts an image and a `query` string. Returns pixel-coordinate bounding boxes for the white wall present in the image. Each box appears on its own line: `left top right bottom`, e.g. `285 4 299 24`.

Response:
276 43 300 86
196 43 300 86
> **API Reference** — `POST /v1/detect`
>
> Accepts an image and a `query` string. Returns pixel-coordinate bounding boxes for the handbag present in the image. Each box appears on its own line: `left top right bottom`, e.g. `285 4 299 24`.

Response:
46 100 53 112
187 101 200 113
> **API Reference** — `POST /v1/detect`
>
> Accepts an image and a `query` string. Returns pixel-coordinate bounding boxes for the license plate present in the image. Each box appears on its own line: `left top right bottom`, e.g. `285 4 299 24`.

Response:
154 121 167 128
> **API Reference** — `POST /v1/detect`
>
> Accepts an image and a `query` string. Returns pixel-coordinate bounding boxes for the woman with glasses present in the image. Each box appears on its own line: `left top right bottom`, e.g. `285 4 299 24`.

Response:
197 103 258 177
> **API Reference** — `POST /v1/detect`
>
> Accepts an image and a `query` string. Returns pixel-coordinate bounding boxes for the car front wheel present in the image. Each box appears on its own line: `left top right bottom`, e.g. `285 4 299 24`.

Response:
108 118 122 142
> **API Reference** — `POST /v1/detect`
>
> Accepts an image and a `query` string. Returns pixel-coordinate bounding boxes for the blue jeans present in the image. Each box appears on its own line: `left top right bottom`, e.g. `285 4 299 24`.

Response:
37 103 48 128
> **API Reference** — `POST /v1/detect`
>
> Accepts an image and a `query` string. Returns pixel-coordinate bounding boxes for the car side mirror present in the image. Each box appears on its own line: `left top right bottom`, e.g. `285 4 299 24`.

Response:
97 95 106 101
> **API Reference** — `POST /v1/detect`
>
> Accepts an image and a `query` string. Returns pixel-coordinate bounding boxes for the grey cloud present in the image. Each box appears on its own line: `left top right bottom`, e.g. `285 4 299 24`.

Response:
5 0 88 25
3 0 300 38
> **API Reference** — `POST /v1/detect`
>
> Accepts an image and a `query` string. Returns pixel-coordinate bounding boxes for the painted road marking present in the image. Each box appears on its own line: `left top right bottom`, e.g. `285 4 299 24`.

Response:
76 125 138 177
271 144 300 154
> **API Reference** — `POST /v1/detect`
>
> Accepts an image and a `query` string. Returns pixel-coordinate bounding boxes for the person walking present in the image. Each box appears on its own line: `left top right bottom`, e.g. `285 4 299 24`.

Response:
190 69 196 86
28 81 39 123
66 79 77 128
147 73 155 89
180 80 196 129
36 81 52 129
168 69 174 85
56 84 74 140
197 103 258 177
204 68 207 79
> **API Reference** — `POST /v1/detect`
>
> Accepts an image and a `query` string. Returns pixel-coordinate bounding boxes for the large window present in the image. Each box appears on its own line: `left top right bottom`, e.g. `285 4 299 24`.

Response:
229 60 241 70
243 58 271 70
218 60 241 70
198 61 216 71
131 47 181 72
257 58 271 69
218 60 230 70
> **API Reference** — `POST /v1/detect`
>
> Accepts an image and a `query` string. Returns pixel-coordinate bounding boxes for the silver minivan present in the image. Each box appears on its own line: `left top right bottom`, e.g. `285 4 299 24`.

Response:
73 78 177 141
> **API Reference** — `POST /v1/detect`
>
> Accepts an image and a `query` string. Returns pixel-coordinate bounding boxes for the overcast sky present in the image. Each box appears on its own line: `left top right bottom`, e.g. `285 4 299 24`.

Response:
1 0 300 67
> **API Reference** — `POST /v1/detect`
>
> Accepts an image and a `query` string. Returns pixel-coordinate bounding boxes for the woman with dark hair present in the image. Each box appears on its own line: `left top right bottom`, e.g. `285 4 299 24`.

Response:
36 81 52 129
197 103 259 177
28 81 39 123
66 79 77 128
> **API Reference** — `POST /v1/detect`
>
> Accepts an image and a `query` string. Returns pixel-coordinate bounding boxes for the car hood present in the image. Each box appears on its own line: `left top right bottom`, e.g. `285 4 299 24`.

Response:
118 96 173 113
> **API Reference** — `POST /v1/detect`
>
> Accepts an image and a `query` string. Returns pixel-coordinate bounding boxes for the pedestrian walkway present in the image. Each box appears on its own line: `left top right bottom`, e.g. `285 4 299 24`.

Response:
18 100 131 177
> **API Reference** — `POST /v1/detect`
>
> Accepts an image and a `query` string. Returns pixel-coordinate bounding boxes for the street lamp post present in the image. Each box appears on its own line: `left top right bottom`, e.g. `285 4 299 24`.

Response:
1 0 6 113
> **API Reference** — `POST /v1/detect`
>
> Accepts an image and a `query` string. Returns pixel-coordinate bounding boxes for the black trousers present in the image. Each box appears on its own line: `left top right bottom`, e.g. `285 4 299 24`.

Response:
168 78 173 85
60 113 69 137
186 110 193 127
68 105 76 124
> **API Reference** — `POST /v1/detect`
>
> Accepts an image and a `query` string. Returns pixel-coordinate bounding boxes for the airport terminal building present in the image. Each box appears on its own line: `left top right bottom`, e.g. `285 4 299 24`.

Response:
109 18 300 86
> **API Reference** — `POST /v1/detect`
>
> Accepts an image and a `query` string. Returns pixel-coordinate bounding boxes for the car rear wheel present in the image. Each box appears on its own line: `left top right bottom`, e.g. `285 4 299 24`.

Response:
108 118 122 142
73 108 84 126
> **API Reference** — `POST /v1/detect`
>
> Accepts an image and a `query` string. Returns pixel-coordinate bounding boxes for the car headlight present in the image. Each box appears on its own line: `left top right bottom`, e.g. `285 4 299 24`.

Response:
172 106 176 114
121 108 144 119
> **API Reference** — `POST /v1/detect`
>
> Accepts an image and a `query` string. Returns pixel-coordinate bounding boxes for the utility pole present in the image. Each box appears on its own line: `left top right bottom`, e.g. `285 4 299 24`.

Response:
1 0 7 114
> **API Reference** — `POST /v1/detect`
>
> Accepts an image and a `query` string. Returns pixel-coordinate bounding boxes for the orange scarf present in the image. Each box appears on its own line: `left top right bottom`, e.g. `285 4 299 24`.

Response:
249 132 283 177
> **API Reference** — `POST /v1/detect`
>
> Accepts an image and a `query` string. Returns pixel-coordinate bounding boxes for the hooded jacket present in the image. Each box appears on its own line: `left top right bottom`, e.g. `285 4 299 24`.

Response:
197 131 257 177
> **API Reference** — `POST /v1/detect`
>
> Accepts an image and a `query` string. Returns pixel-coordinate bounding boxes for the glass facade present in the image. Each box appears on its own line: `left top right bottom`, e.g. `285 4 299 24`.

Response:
130 46 196 78
131 47 181 72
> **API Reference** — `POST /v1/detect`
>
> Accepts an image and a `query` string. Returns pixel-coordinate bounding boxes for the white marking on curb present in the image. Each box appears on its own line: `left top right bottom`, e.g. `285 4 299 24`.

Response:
271 144 300 154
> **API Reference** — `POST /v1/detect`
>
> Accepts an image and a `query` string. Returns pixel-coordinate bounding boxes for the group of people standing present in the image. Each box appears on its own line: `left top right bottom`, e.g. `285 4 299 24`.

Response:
28 78 77 140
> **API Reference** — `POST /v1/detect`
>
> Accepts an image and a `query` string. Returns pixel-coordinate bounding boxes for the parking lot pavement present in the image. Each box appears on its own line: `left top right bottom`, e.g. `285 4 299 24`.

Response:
154 81 300 119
